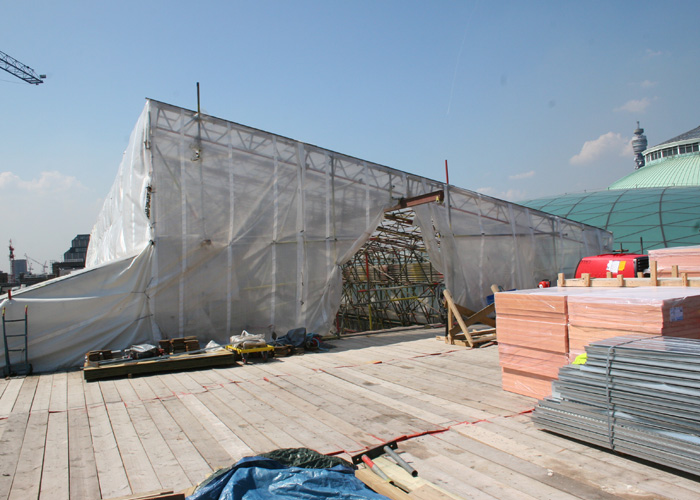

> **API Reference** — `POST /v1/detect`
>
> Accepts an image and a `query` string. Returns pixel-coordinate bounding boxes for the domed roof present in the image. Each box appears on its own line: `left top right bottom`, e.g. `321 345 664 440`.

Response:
609 153 700 189
656 124 700 146
523 187 700 253
608 124 700 189
524 123 700 253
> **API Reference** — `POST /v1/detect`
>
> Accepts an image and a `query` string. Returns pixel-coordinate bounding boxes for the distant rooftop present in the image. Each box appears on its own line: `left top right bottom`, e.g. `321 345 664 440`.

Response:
654 124 700 147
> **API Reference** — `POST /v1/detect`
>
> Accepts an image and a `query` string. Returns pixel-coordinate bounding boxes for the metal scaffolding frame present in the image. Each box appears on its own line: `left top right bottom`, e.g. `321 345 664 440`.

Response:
337 207 445 334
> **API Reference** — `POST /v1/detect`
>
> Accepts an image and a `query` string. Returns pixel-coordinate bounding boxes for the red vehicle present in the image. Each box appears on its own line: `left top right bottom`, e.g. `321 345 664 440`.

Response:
574 253 649 279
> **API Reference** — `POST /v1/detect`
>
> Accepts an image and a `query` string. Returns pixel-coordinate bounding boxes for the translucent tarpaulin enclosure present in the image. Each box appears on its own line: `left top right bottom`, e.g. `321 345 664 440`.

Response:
0 99 611 372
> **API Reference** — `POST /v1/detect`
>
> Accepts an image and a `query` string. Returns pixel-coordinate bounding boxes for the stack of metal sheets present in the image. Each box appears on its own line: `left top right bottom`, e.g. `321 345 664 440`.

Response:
532 334 700 475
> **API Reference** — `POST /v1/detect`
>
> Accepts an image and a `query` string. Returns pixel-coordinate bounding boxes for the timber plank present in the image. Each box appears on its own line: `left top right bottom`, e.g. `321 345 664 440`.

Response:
113 376 143 403
0 377 38 468
158 373 193 397
0 377 24 417
66 370 86 410
260 369 407 444
141 399 212 487
6 327 700 500
99 379 123 404
383 359 534 415
106 400 162 494
184 367 227 390
335 362 492 424
87 399 130 499
403 435 579 500
180 390 255 460
8 410 49 500
123 398 192 493
434 429 621 500
397 447 511 500
200 382 279 457
241 376 363 454
82 350 236 381
83 378 105 407
30 373 53 413
460 417 700 500
0 411 31 499
127 376 159 402
206 366 245 384
67 408 100 500
497 414 700 497
160 395 233 470
277 368 424 440
143 374 177 400
39 410 69 500
49 371 68 413
170 371 209 394
213 381 302 451
251 372 378 451
320 365 457 428
316 361 467 425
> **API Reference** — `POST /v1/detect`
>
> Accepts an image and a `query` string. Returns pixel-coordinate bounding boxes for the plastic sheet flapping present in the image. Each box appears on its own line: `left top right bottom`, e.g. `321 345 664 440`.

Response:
186 456 389 500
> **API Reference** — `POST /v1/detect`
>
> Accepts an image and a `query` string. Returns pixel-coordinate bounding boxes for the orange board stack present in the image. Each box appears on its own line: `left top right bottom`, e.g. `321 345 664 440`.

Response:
649 245 700 278
496 286 700 400
495 289 571 399
567 287 700 356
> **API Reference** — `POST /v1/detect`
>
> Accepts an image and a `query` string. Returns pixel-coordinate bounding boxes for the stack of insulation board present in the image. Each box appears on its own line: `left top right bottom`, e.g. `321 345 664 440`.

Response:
649 245 700 277
533 335 700 476
495 288 571 399
567 287 700 358
496 287 700 399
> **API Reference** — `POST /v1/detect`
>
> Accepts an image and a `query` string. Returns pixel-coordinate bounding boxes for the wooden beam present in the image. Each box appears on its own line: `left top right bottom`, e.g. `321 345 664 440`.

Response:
385 191 444 213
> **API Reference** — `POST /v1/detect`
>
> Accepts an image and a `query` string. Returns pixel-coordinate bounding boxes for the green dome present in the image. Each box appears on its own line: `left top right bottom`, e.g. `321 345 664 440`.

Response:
523 187 700 253
524 124 700 253
610 124 700 189
609 153 700 189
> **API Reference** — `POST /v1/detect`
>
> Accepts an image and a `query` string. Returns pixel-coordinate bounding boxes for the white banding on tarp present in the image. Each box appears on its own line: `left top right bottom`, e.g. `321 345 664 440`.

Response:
1 245 155 373
1 99 612 372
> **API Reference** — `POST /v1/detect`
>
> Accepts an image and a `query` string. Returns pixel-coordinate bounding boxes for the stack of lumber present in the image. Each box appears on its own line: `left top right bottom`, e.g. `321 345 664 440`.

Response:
495 288 571 399
533 335 700 476
496 286 700 399
567 287 700 357
159 339 172 354
171 336 199 353
649 245 700 277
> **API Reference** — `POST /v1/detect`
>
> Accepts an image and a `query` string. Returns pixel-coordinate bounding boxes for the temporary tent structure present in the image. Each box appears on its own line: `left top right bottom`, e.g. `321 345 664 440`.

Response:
0 99 612 372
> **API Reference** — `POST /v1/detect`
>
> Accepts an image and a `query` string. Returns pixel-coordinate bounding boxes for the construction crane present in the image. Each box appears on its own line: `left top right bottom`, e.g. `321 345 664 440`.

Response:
0 50 44 85
24 254 48 275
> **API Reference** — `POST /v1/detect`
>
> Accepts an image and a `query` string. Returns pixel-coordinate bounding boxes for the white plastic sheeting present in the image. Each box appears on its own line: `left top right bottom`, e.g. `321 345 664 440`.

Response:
414 187 609 308
0 247 154 372
1 99 611 372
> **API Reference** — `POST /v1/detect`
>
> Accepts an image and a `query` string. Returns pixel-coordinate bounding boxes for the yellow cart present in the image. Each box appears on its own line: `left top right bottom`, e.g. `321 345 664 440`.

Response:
224 344 275 364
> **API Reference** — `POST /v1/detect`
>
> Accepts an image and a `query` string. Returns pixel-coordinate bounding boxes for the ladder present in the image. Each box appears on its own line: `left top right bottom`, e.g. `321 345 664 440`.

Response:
2 306 31 377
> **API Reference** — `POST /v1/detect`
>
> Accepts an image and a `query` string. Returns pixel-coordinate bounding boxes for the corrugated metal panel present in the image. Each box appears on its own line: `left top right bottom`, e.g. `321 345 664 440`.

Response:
533 335 700 475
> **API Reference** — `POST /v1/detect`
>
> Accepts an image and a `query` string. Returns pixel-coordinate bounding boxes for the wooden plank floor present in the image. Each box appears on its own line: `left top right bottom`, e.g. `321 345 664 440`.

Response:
1 326 700 499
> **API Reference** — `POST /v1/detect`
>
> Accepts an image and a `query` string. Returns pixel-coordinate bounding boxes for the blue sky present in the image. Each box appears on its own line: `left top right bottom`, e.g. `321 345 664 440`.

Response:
2 1 700 268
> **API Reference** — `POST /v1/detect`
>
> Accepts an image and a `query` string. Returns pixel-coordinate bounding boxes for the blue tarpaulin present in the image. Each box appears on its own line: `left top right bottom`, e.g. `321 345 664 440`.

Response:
186 456 389 500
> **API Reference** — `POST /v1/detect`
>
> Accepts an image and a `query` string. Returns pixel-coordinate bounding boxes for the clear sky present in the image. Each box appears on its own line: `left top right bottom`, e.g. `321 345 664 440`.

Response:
2 1 700 269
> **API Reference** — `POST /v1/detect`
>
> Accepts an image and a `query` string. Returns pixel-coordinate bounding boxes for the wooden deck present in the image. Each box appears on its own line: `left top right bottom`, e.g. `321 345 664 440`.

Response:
1 326 699 499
